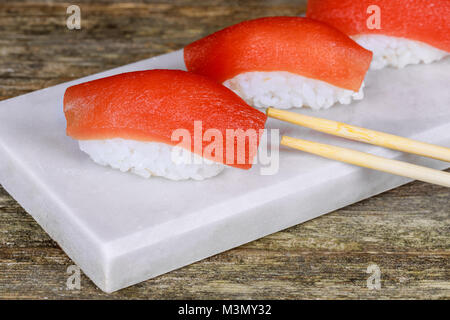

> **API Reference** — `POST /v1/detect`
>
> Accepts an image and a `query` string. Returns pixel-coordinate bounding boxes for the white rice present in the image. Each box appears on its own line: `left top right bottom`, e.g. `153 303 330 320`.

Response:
79 138 224 181
352 34 449 70
223 71 364 110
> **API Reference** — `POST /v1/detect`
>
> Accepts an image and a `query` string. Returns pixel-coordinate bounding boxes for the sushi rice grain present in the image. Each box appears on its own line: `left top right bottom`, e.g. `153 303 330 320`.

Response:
223 71 364 110
79 139 224 181
352 35 449 70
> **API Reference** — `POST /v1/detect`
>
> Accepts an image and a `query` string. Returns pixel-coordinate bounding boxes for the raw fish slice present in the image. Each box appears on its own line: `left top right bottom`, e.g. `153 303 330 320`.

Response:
64 70 267 172
307 0 450 52
184 16 372 92
307 0 450 69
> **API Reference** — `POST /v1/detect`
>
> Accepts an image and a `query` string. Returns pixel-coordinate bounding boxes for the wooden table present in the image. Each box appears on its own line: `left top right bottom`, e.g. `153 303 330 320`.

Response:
0 0 449 299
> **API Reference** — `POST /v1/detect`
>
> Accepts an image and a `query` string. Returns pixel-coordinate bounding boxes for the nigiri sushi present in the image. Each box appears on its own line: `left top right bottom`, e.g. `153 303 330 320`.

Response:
184 16 372 110
307 0 450 70
64 70 267 180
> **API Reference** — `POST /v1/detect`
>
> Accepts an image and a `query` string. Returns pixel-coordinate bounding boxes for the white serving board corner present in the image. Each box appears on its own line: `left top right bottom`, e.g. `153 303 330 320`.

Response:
0 50 449 292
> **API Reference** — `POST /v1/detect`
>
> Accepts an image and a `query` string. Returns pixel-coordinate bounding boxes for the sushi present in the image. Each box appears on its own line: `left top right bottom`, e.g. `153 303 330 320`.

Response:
64 70 267 181
184 16 372 110
307 0 450 70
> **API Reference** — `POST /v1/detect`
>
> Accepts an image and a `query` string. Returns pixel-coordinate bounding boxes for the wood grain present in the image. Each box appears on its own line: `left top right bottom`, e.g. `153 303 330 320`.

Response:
0 0 449 299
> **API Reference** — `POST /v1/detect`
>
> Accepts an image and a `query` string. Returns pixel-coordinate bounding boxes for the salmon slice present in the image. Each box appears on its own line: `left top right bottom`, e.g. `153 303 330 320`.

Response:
184 16 372 92
306 0 450 53
64 70 267 169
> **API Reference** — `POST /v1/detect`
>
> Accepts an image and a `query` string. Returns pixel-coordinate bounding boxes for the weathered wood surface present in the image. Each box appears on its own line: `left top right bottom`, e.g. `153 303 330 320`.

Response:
0 0 449 299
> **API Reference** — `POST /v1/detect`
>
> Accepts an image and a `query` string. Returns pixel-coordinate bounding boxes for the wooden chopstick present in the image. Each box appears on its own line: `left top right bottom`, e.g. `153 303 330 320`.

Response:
281 136 450 188
267 108 450 163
